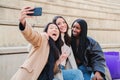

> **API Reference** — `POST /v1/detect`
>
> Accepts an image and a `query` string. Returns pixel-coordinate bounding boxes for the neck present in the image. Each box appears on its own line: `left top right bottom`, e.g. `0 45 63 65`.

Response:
61 33 65 42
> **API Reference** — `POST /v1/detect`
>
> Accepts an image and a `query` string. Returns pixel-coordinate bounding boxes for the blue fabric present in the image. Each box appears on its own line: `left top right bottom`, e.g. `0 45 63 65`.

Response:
78 65 106 80
53 78 60 80
62 69 84 80
78 65 92 80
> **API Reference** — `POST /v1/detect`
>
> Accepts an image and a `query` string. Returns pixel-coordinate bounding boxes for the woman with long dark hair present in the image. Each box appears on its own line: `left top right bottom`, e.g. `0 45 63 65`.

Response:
71 18 112 80
11 7 63 80
53 16 84 80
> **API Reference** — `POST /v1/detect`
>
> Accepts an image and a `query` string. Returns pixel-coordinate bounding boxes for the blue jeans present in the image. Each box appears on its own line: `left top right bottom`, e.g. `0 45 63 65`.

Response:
78 65 93 80
62 69 84 80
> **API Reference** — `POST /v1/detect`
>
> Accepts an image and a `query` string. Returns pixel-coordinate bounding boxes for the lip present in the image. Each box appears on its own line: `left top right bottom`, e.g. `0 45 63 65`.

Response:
50 33 59 41
52 33 57 37
60 28 67 32
73 31 77 35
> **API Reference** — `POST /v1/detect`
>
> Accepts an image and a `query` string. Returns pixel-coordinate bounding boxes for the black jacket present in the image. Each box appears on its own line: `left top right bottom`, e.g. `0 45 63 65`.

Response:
83 37 111 80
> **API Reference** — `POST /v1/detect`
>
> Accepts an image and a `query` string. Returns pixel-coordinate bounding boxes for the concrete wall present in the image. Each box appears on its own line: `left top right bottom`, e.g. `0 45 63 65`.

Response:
0 0 120 80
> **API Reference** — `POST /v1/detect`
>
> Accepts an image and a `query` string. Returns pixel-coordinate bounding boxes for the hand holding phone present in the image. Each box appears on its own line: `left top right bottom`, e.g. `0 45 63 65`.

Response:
27 7 42 16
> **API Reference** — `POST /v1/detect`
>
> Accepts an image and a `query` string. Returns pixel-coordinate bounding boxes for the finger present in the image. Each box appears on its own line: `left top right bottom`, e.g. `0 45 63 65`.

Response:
26 7 34 11
96 77 103 80
21 10 34 19
21 7 34 14
26 11 34 15
22 9 34 15
22 6 33 10
19 14 32 22
20 9 27 16
63 53 69 58
61 53 68 58
92 76 97 80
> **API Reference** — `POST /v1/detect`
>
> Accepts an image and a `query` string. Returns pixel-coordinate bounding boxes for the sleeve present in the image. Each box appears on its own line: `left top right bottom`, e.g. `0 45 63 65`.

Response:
90 41 107 76
19 22 42 47
19 22 25 31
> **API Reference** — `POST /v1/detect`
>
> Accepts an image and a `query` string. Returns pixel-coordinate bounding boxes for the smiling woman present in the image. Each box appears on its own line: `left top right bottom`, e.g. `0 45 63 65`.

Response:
10 6 63 80
71 19 112 80
52 16 84 80
44 23 60 41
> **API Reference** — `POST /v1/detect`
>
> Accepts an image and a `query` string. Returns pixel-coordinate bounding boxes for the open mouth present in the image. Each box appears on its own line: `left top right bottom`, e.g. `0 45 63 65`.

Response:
52 33 57 37
51 33 58 41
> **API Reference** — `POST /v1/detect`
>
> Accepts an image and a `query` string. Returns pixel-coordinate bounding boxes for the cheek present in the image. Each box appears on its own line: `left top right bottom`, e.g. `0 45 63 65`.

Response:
61 29 67 33
65 26 68 31
47 31 51 36
78 30 81 33
77 30 81 35
57 31 60 36
57 31 60 38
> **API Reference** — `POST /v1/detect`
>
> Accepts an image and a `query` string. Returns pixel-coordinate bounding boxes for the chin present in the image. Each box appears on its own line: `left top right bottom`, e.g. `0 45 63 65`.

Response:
73 34 77 36
53 38 58 41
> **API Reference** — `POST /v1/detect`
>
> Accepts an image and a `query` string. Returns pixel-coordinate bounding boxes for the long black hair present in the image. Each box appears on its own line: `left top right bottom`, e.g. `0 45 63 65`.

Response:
71 19 88 62
52 16 71 46
37 22 63 80
44 22 63 61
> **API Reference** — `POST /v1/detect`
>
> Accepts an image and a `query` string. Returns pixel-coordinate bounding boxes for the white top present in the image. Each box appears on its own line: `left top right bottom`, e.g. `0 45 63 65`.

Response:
61 33 70 66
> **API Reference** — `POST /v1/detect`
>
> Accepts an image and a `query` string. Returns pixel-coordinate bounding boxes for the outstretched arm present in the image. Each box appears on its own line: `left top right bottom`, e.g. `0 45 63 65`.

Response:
19 7 44 47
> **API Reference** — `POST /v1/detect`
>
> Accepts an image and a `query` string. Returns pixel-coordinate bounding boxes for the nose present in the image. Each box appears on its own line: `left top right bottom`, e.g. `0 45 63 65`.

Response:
72 27 76 31
53 28 58 31
60 23 65 27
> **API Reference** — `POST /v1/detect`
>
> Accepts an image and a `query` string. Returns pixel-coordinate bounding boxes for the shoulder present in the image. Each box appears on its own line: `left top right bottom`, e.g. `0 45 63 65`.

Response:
40 32 49 40
87 37 102 50
87 37 99 46
88 36 97 42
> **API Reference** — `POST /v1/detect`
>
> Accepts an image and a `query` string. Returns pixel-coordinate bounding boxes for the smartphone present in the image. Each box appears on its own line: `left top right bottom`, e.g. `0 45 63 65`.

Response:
28 7 42 16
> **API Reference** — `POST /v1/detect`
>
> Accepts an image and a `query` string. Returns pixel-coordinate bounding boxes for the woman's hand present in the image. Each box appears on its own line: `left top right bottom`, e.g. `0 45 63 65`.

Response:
92 71 103 80
56 53 69 66
19 7 34 26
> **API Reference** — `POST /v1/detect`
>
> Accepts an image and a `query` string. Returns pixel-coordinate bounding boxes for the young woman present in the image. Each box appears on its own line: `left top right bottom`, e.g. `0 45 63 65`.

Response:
11 7 63 80
53 16 84 80
53 16 77 69
71 18 112 80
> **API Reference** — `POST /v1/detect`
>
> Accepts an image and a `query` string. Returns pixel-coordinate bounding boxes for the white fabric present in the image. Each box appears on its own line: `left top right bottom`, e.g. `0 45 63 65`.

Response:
61 43 71 66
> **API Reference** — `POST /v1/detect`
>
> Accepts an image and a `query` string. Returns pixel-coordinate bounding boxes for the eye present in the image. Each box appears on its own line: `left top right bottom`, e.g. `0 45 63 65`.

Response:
57 22 61 26
63 21 66 24
50 27 53 29
55 27 58 30
76 27 80 30
72 25 75 28
72 26 80 31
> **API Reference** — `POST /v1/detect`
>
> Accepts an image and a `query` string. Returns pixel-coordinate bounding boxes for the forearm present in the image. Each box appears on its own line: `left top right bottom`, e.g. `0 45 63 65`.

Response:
54 61 61 74
19 22 42 47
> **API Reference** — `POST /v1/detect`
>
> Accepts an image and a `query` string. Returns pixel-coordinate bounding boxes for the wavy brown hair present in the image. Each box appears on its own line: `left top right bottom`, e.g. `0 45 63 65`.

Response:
52 16 71 47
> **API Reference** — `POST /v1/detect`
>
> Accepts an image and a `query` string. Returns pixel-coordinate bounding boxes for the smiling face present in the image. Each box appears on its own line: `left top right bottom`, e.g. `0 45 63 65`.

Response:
47 24 60 41
72 22 81 37
56 18 68 33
